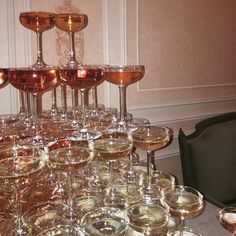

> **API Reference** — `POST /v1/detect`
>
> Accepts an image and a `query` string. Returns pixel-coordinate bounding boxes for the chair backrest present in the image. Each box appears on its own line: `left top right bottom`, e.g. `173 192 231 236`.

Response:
178 112 236 207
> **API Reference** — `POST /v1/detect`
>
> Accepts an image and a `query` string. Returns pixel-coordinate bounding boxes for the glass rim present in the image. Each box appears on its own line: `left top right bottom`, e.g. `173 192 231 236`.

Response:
55 13 88 17
219 206 236 213
104 65 145 71
58 64 106 70
162 184 204 199
19 11 56 16
8 66 58 72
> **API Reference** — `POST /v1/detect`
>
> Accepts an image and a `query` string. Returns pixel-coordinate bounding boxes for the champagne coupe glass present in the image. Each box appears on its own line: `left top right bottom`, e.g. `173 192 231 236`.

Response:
218 207 236 235
55 13 88 124
37 225 84 236
87 65 108 118
0 68 9 89
2 68 30 120
94 130 133 207
19 11 55 68
162 185 204 236
55 13 88 67
104 65 145 132
25 202 69 235
151 170 176 191
19 12 59 121
90 86 105 115
8 67 59 148
0 154 44 235
123 118 150 185
0 68 26 120
80 207 129 236
132 125 173 197
46 138 94 222
59 65 104 140
127 202 169 235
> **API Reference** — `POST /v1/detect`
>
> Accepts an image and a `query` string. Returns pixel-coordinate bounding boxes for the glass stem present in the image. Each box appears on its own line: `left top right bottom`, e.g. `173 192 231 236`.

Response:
50 88 58 117
68 32 77 66
108 160 115 196
92 86 98 109
179 219 184 236
146 150 153 192
71 88 78 127
60 84 67 121
23 92 32 127
74 89 79 108
119 85 127 122
127 152 135 176
26 92 31 116
36 32 46 67
80 89 86 128
32 95 40 138
15 181 24 231
19 91 26 116
67 172 74 214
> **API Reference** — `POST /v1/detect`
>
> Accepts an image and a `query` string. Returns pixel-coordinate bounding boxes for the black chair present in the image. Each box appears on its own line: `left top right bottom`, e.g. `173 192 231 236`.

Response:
178 112 236 208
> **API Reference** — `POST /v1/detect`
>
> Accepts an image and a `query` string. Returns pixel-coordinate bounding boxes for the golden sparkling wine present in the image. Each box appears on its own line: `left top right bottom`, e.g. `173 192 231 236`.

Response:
55 13 88 33
59 67 104 90
105 69 144 86
48 146 93 171
8 68 58 95
133 126 171 152
19 11 55 33
165 191 204 219
0 156 43 183
94 138 133 161
127 203 168 234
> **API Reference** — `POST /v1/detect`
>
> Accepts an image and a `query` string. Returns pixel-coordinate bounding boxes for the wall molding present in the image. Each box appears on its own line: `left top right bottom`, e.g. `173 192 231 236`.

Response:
129 95 236 111
138 82 236 92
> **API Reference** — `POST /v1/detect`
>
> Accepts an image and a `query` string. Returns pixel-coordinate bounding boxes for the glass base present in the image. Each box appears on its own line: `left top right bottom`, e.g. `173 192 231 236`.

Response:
107 122 137 132
39 225 84 236
83 177 107 195
18 135 50 149
103 194 128 210
13 220 32 236
84 218 128 236
167 226 202 236
69 128 101 141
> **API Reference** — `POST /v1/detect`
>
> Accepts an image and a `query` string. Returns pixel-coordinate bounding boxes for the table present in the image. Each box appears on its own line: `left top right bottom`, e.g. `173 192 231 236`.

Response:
187 201 227 236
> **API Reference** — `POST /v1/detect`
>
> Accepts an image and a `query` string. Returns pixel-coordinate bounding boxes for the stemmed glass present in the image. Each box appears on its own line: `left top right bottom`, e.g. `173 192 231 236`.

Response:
132 125 173 198
218 207 236 235
54 13 88 124
0 68 26 120
127 202 169 235
19 11 64 125
19 11 56 68
46 138 94 222
8 67 59 148
55 13 88 67
104 65 145 132
80 207 129 236
0 68 9 89
162 185 204 236
37 225 84 236
59 65 104 140
123 118 150 185
0 154 44 235
94 130 133 207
